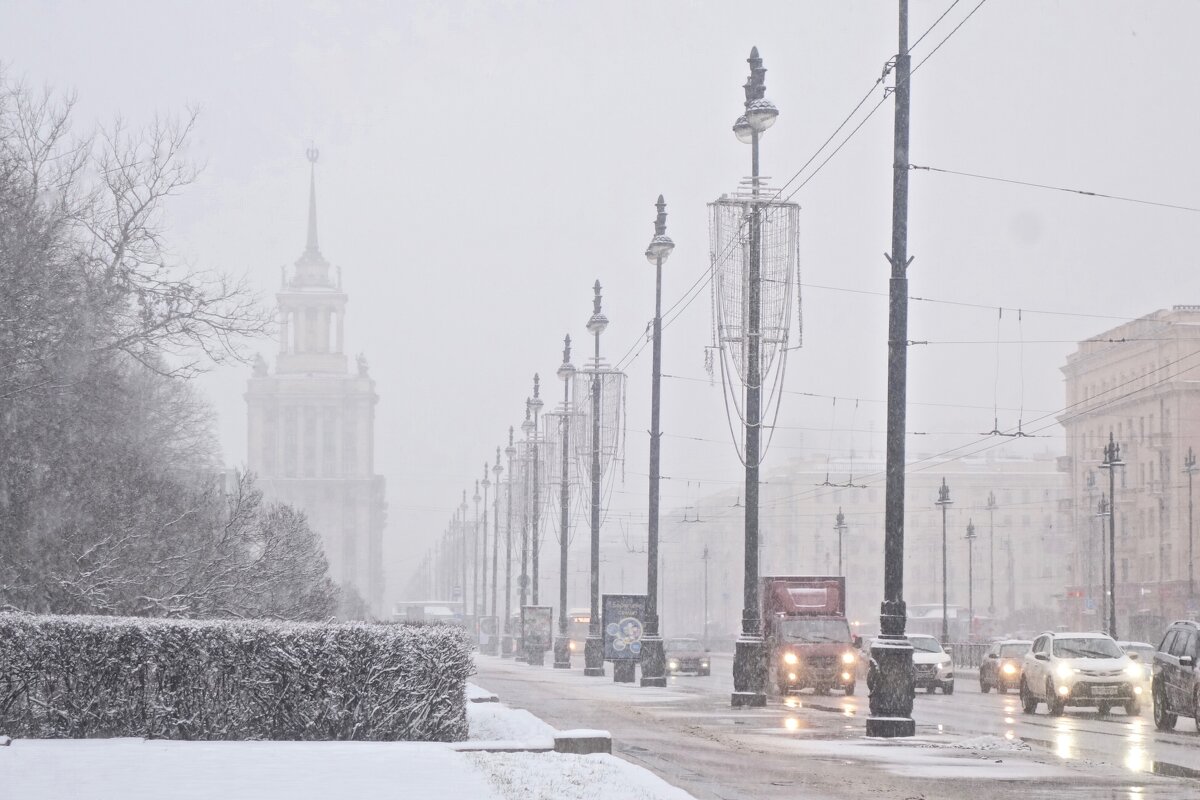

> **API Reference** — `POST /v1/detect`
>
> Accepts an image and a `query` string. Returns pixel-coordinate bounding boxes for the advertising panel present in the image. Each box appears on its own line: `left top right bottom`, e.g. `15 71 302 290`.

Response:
602 593 647 661
521 605 553 652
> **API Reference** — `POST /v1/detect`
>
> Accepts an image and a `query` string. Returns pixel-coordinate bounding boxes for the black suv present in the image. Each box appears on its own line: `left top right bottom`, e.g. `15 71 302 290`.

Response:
1152 619 1200 731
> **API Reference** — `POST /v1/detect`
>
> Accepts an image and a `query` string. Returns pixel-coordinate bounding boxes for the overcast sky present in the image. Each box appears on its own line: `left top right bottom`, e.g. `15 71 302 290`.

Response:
6 0 1198 606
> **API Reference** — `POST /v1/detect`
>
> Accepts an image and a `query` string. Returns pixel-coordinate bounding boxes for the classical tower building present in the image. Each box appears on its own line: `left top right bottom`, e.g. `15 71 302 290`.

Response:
245 150 386 617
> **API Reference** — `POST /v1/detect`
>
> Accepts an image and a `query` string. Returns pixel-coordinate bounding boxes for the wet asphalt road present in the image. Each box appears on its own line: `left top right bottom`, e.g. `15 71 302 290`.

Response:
472 652 1200 800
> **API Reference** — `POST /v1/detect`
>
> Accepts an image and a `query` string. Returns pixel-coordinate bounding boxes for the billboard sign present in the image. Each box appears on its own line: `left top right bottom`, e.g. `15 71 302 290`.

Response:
521 605 553 652
602 593 647 661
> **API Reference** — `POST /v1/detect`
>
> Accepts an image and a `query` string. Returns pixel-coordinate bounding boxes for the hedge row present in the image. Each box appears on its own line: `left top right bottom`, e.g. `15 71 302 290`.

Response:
0 614 472 741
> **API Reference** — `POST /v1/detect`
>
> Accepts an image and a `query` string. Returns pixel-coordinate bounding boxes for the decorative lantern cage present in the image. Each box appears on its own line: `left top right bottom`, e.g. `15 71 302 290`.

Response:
709 180 801 463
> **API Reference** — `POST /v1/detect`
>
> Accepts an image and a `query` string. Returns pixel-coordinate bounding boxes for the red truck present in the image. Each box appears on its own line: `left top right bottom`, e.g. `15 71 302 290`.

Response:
762 575 858 696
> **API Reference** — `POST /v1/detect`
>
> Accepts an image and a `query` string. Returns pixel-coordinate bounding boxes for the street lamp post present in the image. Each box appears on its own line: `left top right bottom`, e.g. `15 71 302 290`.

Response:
584 282 610 677
502 428 516 658
530 376 544 608
481 462 491 614
1099 432 1125 638
553 337 576 670
459 490 468 626
985 491 997 617
702 545 711 649
1097 493 1111 632
1184 447 1197 603
473 480 481 620
730 45 779 710
834 508 848 576
935 478 952 644
519 403 534 613
641 194 675 689
965 519 976 642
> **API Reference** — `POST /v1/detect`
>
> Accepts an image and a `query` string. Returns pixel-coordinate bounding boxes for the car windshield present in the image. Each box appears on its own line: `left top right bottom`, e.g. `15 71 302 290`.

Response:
1052 637 1124 659
908 636 943 653
999 643 1031 658
666 639 702 651
779 618 851 643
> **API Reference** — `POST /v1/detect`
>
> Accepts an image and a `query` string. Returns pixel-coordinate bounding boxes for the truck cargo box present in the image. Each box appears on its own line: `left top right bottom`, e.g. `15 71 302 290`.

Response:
761 576 845 617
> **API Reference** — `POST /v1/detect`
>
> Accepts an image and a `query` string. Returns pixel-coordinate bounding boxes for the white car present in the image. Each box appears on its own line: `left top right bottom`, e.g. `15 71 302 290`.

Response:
908 634 954 694
1118 640 1154 697
1020 631 1143 716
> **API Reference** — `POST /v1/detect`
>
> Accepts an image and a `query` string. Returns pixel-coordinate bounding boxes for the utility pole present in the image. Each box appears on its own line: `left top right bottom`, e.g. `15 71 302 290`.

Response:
834 508 848 576
935 478 952 644
1100 432 1124 638
867 0 916 738
459 490 468 623
986 491 997 617
1185 447 1197 604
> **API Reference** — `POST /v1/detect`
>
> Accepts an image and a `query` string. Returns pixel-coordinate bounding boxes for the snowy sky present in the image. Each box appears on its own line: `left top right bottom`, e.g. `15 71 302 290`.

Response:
4 1 1198 605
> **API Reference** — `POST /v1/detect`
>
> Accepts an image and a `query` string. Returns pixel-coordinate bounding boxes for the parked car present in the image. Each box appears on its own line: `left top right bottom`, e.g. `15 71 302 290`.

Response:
1151 620 1200 731
979 639 1032 694
908 634 954 694
1020 631 1143 716
665 637 710 676
1118 640 1155 698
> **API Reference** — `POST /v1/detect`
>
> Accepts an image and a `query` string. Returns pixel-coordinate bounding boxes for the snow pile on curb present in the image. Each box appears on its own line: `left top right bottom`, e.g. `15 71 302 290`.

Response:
467 697 557 742
466 752 697 800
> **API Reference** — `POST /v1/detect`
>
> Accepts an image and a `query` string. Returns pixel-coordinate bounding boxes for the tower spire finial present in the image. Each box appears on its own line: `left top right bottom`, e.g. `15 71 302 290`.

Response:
305 145 320 256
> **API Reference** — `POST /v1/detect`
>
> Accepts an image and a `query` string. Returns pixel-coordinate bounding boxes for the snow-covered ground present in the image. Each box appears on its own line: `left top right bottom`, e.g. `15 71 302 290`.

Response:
0 684 698 800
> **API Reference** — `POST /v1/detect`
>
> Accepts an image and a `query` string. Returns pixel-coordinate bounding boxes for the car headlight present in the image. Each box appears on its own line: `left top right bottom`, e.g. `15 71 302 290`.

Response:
841 652 856 665
783 652 798 665
1002 663 1017 675
701 660 709 667
1126 664 1143 679
1056 663 1076 679
568 641 576 651
669 660 679 669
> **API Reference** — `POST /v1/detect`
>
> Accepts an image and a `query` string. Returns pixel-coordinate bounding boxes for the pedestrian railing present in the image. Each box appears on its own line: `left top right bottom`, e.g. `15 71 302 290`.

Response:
947 642 990 668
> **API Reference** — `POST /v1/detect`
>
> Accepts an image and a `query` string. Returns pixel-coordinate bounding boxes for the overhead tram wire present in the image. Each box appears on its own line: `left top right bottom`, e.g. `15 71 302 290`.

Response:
755 347 1200 511
910 164 1200 215
614 1 987 374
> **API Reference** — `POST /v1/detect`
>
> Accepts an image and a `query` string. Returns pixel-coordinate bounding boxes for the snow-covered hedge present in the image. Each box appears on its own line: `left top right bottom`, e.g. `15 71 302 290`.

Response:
0 614 471 741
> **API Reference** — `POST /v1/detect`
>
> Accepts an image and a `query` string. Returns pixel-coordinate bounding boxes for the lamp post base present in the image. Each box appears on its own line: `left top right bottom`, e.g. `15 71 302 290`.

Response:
553 635 572 669
639 635 667 687
500 635 515 659
613 661 636 683
865 635 915 738
731 635 767 708
525 646 545 667
583 635 606 676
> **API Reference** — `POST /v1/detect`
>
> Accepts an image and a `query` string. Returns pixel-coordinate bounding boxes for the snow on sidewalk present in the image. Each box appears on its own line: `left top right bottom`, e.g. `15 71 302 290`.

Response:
0 683 698 800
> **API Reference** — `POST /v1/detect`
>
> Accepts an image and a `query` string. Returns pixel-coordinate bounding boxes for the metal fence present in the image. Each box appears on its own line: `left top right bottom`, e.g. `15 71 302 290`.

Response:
947 642 990 669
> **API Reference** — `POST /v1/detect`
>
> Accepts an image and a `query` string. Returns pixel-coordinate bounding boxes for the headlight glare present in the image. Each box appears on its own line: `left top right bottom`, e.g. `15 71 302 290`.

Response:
1056 663 1075 679
1002 663 1017 675
1126 664 1142 678
841 652 856 665
783 652 798 665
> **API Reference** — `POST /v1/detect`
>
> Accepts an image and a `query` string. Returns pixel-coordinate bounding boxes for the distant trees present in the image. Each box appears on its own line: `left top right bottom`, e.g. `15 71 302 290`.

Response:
0 76 340 621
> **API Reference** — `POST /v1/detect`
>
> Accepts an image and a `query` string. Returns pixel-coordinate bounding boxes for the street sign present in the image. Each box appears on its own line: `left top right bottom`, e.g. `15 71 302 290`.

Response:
602 593 646 661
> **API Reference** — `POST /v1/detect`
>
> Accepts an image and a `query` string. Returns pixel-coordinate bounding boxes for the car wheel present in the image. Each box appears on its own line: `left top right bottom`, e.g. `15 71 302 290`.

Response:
1097 703 1111 716
1020 678 1038 714
980 679 991 694
1193 688 1200 733
844 682 856 696
943 681 955 696
1125 699 1142 716
1152 681 1177 730
817 685 830 696
998 685 1008 695
925 685 936 694
700 669 710 677
1047 681 1065 716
